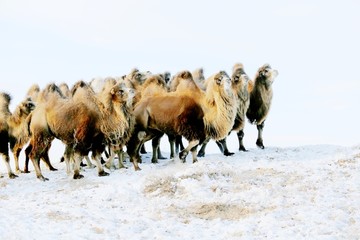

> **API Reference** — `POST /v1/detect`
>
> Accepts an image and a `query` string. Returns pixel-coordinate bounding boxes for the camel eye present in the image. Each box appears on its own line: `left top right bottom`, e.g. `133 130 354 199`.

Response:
215 77 222 85
234 76 239 81
118 89 124 95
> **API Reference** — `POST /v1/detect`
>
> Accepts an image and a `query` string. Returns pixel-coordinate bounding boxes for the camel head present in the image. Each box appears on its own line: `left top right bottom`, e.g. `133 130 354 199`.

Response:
110 82 135 108
20 97 36 115
126 68 152 85
256 64 278 88
212 71 232 93
232 63 250 89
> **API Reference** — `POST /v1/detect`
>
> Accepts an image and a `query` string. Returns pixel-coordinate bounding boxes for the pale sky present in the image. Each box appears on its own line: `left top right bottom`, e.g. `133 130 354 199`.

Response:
1 0 359 147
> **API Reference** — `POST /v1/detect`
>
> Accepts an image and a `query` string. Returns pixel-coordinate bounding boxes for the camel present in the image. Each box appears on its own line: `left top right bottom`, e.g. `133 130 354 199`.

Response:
21 84 66 173
0 93 18 178
8 97 37 173
28 81 134 180
198 63 251 156
167 69 207 155
246 64 278 149
130 74 172 163
127 70 237 170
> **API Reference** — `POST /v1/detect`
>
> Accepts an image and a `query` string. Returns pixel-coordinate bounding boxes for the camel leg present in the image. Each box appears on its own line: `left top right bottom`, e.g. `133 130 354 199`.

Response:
175 135 185 153
105 151 116 169
12 146 22 174
30 156 48 181
179 140 199 163
151 136 162 163
140 144 147 154
63 146 73 175
256 122 265 149
1 153 18 179
191 145 199 163
117 150 127 169
24 144 32 173
157 147 166 160
168 134 176 159
73 153 84 179
41 150 58 171
217 138 234 156
127 130 152 171
93 154 109 177
65 155 71 175
197 138 210 157
29 139 49 181
237 129 247 151
84 155 95 168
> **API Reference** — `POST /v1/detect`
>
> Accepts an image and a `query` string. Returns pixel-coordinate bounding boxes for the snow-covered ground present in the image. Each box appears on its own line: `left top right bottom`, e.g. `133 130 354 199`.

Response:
1 136 359 239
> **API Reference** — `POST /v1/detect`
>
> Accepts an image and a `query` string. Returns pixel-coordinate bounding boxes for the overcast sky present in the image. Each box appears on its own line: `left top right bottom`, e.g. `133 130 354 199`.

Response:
0 0 359 147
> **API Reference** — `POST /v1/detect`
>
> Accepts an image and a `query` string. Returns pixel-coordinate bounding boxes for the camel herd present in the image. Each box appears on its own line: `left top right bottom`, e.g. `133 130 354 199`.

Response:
0 63 278 181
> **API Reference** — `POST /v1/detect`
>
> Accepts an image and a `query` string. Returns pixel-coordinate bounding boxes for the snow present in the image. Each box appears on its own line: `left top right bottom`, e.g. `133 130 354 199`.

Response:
1 136 360 239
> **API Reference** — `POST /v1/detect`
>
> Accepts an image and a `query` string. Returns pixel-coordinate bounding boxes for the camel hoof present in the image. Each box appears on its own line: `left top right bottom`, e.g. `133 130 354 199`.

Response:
151 159 158 164
157 156 167 160
22 170 30 174
98 171 110 177
256 140 265 149
134 166 142 171
9 173 18 179
38 175 49 181
179 151 188 163
239 146 248 152
118 163 128 169
73 174 84 179
197 151 205 157
224 151 235 156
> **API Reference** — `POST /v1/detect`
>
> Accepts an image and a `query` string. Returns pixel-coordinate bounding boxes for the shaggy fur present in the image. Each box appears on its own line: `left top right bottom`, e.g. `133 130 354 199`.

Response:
198 63 251 156
246 64 278 149
28 81 134 180
127 70 237 170
0 93 17 178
